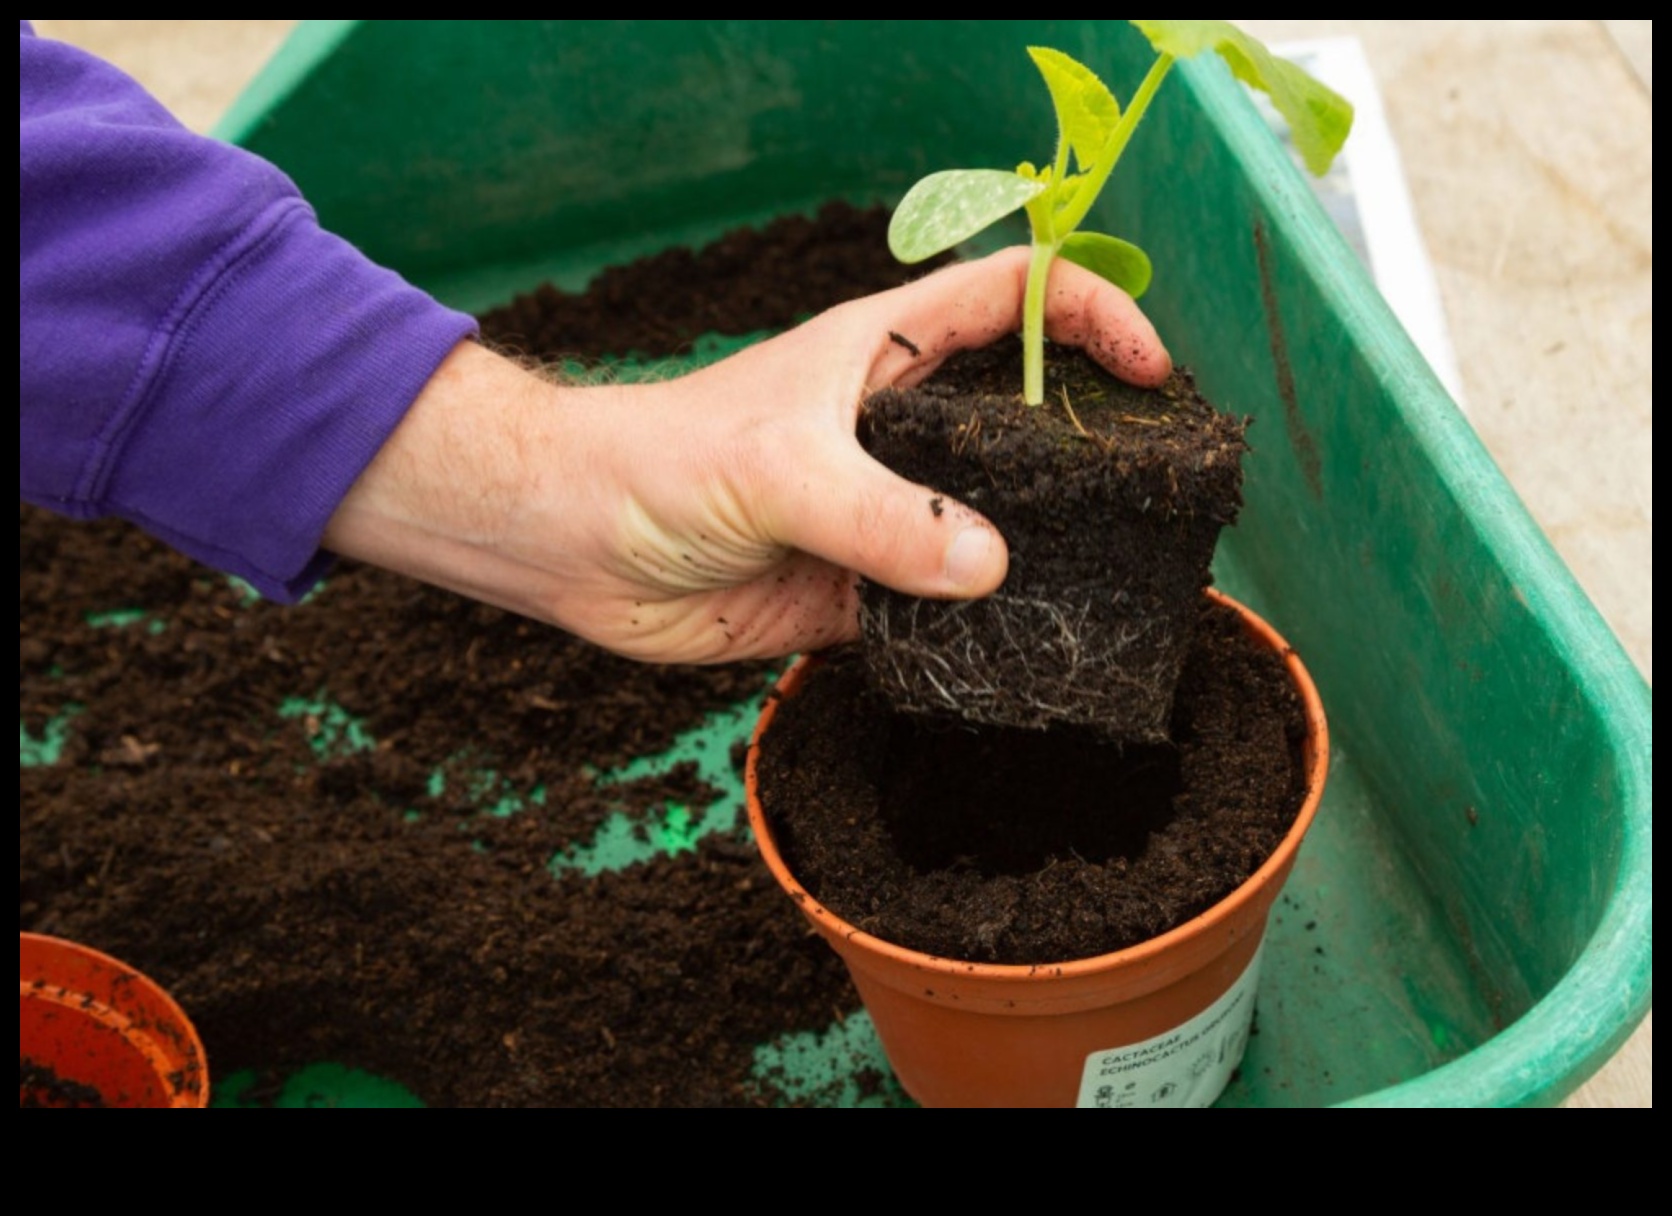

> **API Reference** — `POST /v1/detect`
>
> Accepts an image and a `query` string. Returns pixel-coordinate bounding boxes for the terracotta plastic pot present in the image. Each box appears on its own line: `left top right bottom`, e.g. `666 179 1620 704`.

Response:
746 589 1328 1108
20 933 208 1108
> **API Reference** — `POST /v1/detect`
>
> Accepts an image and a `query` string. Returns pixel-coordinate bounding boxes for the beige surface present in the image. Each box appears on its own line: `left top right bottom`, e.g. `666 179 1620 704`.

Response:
29 19 1650 1107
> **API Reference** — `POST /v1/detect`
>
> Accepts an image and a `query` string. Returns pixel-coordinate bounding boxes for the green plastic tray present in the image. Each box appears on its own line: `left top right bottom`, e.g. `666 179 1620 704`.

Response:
209 19 1649 1107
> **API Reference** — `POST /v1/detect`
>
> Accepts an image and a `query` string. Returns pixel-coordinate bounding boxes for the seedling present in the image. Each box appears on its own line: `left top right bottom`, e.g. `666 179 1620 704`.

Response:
888 21 1354 405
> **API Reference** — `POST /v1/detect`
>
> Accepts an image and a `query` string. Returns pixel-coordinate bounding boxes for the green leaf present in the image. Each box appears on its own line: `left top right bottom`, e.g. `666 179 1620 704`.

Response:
1130 20 1353 176
888 169 1046 263
1027 47 1121 175
1060 231 1153 300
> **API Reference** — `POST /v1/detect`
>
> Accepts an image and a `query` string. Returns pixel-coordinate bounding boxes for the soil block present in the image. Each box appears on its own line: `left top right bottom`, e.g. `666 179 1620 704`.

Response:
859 339 1248 740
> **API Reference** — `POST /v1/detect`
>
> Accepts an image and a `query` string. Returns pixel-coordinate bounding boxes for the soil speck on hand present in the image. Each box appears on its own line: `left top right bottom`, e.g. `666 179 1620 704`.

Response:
888 330 921 357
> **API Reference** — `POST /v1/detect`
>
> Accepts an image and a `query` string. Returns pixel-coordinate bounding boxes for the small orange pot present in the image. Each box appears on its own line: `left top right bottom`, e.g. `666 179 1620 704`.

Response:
20 933 208 1108
746 589 1328 1108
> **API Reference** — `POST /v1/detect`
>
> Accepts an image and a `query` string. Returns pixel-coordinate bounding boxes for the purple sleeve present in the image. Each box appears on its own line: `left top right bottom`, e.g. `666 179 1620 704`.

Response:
20 23 480 601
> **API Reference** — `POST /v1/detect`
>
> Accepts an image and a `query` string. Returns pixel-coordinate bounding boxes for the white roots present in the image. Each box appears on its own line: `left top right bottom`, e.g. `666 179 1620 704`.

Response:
858 590 1187 740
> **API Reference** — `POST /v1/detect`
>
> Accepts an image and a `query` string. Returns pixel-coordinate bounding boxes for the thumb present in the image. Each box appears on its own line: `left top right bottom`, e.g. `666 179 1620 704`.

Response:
767 439 1008 599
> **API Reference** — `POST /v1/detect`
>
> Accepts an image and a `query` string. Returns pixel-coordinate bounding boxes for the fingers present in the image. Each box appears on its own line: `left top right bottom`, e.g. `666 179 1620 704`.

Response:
760 435 1008 600
743 245 1169 602
859 247 1172 390
854 248 1037 389
1039 254 1174 387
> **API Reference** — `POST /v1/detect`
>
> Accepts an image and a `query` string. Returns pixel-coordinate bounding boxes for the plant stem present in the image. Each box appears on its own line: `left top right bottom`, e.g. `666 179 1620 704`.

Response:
1021 50 1176 406
1022 238 1059 405
1056 52 1174 236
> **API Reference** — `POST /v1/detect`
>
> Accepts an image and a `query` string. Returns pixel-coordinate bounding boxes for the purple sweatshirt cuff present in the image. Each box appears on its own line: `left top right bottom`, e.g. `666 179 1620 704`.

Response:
20 24 479 601
96 201 478 602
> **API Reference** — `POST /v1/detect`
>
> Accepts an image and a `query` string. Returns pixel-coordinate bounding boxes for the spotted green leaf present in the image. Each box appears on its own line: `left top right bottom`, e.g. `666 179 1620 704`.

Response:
888 169 1045 264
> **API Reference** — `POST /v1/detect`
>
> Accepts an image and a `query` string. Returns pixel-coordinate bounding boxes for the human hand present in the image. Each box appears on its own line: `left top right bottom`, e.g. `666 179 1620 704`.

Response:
323 246 1170 663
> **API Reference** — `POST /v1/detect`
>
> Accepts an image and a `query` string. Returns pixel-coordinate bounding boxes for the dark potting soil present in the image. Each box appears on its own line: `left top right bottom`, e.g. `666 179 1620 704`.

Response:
20 1058 108 1109
19 202 931 1109
20 200 1301 1105
477 199 942 359
756 600 1309 963
858 340 1248 740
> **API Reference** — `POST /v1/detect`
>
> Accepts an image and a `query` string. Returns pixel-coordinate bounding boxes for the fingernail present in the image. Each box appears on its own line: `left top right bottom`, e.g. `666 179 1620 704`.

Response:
944 526 996 592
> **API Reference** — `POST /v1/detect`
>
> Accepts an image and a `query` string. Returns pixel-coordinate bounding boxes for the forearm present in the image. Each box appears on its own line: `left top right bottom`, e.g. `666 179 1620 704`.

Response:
322 341 620 622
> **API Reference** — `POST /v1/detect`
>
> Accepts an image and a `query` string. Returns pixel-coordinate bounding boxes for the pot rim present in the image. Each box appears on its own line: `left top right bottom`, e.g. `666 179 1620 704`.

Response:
20 930 209 1108
745 587 1329 982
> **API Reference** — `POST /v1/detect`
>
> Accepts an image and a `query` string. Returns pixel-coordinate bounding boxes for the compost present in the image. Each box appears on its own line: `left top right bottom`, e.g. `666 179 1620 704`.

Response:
757 602 1307 963
20 1058 108 1108
20 202 1303 1106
